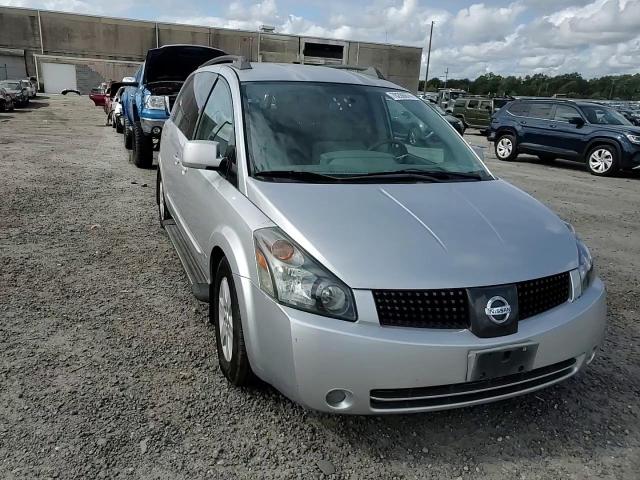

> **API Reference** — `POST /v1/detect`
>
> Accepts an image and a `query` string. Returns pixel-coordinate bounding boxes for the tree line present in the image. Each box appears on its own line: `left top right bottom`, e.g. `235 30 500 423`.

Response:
419 72 640 100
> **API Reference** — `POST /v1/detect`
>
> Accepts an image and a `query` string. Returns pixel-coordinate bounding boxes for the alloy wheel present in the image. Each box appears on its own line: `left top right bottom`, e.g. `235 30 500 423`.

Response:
218 277 234 363
496 137 513 159
589 148 613 174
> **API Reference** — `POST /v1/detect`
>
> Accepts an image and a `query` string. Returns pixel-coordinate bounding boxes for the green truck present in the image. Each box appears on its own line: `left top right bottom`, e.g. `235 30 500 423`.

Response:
453 96 512 133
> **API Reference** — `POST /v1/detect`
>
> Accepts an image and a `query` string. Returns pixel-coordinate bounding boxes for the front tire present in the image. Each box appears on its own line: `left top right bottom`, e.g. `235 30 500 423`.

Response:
495 134 518 161
130 120 153 168
211 258 254 386
116 117 123 134
587 145 619 176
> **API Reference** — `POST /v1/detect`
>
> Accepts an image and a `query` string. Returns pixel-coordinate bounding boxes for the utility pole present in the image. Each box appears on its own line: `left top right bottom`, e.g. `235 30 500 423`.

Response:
423 21 434 95
444 67 449 89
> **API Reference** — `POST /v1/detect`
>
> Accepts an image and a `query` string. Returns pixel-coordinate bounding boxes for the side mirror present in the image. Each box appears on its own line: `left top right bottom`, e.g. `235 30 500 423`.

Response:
568 116 585 127
181 140 222 170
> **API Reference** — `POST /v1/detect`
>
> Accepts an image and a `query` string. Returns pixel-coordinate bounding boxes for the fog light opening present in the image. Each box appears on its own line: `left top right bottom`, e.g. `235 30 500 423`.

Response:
152 126 161 135
325 389 354 410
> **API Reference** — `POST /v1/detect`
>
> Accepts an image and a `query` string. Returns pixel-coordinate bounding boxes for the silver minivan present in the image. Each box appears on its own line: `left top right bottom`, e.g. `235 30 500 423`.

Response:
157 58 606 414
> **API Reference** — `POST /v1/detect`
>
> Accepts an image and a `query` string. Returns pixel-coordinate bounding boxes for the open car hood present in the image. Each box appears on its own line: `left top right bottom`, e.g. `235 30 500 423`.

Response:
143 45 226 84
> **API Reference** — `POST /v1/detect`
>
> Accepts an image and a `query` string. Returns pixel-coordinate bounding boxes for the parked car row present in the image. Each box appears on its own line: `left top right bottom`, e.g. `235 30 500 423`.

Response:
0 77 36 110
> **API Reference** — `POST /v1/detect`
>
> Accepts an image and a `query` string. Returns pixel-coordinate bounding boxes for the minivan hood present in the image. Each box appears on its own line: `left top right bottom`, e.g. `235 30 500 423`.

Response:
143 45 226 84
247 179 578 290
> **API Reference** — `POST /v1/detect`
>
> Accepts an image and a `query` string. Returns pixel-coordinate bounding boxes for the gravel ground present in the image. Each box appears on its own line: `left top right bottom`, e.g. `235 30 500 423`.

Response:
1 96 639 479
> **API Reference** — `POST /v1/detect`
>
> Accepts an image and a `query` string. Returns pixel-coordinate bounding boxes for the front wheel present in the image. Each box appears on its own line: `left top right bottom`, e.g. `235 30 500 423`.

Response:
211 258 254 386
115 117 123 134
587 145 619 176
130 121 153 168
495 134 518 161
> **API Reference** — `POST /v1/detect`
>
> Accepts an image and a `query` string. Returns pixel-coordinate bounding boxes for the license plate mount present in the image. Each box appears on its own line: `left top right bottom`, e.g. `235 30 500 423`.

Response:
467 343 538 382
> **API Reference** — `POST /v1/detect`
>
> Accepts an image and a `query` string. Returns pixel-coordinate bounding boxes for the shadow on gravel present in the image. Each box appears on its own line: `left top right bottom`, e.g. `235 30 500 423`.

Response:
0 114 14 121
13 101 50 111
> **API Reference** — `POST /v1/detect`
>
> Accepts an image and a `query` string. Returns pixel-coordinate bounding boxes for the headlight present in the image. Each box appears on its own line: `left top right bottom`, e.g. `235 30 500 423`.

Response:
254 228 357 321
566 222 594 291
577 237 594 290
625 133 640 144
144 95 166 110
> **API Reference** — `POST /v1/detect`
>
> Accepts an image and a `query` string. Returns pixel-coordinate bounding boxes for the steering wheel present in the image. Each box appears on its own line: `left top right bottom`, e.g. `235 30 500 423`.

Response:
368 139 408 156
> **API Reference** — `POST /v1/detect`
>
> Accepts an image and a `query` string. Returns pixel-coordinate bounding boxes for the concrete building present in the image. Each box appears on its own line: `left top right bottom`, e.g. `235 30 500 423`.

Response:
0 6 422 94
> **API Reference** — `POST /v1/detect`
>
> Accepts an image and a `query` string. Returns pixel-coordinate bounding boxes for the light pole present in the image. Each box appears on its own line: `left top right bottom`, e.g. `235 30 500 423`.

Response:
444 67 449 89
423 21 434 95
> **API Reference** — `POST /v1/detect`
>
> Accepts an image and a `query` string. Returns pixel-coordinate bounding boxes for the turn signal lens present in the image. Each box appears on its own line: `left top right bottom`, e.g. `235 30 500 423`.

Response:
255 248 274 296
271 239 295 261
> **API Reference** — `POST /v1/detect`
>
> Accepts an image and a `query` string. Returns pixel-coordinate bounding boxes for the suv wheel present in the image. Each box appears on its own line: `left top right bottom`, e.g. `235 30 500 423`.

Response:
587 145 619 176
495 134 517 161
212 258 254 386
130 120 153 168
123 117 133 150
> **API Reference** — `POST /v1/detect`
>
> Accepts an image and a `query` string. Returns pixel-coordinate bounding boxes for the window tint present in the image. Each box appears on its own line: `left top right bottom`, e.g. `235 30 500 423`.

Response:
528 103 554 119
173 73 217 138
507 102 529 116
554 104 580 122
173 76 197 137
194 78 235 155
467 100 479 109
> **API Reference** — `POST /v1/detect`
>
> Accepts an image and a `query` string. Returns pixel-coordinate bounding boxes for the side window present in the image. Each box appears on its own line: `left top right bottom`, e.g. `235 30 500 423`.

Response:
528 103 554 120
173 76 199 138
194 78 235 154
454 99 466 108
554 104 580 122
467 100 479 109
507 102 529 116
479 100 492 111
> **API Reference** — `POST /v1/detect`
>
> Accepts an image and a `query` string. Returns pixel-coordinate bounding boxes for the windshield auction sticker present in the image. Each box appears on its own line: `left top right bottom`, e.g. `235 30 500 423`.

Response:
386 91 419 101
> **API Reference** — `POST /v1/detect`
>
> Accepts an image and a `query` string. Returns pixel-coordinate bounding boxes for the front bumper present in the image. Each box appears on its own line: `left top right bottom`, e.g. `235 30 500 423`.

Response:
238 276 606 414
140 117 166 135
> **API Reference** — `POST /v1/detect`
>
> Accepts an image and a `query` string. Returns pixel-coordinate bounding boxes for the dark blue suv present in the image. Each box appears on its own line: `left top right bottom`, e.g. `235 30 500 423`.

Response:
488 99 640 176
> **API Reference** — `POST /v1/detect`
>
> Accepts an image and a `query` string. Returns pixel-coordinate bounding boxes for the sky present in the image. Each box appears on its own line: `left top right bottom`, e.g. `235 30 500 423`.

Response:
3 0 640 79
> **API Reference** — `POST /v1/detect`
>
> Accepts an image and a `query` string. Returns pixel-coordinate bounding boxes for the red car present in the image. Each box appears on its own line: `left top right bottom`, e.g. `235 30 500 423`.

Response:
89 83 108 106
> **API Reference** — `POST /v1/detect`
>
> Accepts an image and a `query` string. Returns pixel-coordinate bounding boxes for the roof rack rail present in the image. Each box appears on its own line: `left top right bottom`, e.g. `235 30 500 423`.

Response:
325 64 386 80
200 55 252 70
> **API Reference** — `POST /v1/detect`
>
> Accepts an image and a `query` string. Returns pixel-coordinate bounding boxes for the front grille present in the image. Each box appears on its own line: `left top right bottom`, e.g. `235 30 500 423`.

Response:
370 358 577 411
373 289 469 329
517 272 571 320
372 272 572 329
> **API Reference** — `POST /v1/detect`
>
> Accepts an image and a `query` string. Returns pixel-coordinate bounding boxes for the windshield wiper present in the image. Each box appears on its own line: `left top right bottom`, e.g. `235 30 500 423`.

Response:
344 169 484 182
253 170 343 182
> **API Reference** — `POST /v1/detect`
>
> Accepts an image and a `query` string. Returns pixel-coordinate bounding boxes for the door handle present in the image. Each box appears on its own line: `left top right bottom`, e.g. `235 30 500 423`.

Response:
519 120 527 125
549 124 557 128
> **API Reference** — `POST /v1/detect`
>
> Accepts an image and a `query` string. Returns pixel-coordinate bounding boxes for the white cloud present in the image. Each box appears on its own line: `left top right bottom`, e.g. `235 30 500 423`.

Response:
451 2 526 43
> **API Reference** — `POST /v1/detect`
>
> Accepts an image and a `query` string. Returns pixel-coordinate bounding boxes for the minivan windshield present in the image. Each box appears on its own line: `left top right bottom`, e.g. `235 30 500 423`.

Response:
241 82 491 182
580 105 631 126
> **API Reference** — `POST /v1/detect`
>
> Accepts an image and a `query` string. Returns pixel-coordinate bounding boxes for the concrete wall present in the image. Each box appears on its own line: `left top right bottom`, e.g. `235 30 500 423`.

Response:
0 5 422 91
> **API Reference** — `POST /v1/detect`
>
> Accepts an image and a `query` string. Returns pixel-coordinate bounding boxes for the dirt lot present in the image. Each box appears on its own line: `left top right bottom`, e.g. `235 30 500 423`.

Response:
1 96 639 479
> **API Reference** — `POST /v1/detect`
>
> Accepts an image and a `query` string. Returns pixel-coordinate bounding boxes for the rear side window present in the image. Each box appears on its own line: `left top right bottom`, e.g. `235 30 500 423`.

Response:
479 100 491 111
554 104 580 122
454 99 466 107
528 103 554 119
467 100 479 109
507 102 528 116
